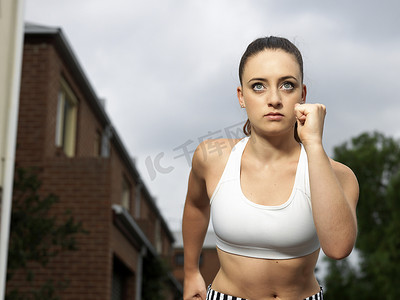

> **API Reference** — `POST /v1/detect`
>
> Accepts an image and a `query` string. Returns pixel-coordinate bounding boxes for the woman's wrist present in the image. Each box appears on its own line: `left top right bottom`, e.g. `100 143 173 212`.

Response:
184 263 201 276
302 141 325 154
184 268 202 281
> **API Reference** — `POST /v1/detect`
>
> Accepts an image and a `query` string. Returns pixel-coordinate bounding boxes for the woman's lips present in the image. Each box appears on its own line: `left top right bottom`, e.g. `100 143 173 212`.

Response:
265 112 284 121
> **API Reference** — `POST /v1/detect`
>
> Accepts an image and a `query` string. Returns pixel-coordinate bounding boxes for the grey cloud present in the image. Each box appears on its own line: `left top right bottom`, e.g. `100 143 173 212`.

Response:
25 0 400 232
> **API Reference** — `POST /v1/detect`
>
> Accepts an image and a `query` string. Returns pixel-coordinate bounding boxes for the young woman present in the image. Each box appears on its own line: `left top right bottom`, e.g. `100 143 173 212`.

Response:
182 36 359 300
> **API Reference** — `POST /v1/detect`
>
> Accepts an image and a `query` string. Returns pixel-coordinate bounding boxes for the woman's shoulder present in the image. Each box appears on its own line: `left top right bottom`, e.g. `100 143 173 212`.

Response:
329 158 359 196
191 138 242 176
329 158 357 179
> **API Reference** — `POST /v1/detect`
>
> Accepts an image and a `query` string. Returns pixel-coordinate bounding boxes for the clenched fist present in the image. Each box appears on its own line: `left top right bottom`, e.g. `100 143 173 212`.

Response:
294 103 326 147
183 271 207 300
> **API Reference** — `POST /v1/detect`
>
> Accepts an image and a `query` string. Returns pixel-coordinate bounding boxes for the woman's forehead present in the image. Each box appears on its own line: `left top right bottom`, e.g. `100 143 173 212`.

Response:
243 49 301 79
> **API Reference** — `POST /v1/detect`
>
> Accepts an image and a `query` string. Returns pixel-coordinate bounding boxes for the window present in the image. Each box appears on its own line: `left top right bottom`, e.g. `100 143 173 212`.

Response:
121 177 131 212
134 182 142 219
175 252 184 266
112 268 124 300
155 219 162 254
94 130 102 156
111 257 130 300
55 78 78 157
100 125 112 158
174 252 203 266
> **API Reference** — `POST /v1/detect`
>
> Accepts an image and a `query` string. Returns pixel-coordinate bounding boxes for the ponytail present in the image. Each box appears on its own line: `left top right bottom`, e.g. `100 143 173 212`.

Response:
243 119 251 136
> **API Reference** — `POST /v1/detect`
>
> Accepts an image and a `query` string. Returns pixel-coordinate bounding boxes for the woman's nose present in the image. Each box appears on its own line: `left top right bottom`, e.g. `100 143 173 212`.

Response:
267 89 282 107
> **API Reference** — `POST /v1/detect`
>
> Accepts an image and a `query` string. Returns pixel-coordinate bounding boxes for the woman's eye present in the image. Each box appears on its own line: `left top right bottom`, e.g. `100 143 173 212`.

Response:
281 82 294 90
252 83 265 91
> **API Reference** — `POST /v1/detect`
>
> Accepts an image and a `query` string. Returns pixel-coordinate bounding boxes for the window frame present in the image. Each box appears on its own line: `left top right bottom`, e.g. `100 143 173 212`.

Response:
55 78 78 157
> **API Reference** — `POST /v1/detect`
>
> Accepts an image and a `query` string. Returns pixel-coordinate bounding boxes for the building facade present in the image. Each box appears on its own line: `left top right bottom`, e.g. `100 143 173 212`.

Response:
6 23 182 300
172 231 220 288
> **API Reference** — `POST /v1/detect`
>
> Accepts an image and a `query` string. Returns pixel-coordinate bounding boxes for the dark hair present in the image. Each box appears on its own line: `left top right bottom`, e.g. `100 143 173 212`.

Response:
239 36 303 142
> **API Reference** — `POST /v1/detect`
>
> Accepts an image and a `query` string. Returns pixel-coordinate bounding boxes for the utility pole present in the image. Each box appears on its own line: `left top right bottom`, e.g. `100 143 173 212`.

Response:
0 0 25 298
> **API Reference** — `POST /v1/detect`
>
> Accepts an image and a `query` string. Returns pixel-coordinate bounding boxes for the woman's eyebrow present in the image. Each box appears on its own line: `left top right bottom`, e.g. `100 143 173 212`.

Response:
280 75 298 82
247 75 298 84
247 77 267 84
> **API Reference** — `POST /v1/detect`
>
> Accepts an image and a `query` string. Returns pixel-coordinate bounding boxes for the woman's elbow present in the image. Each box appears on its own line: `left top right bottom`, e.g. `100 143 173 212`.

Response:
322 240 355 260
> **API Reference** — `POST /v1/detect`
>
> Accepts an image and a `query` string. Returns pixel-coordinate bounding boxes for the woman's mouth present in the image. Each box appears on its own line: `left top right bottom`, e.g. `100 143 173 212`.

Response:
265 112 284 121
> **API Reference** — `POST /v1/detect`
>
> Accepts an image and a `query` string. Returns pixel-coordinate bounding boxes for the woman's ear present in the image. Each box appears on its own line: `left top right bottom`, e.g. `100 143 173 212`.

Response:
301 84 307 104
237 86 245 108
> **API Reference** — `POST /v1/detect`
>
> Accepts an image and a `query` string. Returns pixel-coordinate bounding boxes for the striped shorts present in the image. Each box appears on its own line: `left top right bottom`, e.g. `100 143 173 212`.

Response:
206 285 323 300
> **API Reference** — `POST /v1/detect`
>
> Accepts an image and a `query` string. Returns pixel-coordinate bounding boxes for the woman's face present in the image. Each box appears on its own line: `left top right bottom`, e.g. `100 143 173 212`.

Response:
238 49 306 138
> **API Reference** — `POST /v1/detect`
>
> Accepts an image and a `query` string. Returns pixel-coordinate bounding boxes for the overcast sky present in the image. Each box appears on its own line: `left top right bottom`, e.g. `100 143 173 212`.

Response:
24 0 400 234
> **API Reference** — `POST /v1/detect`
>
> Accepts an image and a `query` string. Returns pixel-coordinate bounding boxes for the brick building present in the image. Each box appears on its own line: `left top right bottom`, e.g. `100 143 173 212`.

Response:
172 231 220 288
6 23 182 299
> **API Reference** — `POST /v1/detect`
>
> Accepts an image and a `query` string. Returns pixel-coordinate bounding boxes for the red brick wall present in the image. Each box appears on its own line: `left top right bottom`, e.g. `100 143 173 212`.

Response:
9 37 116 299
172 247 220 288
109 148 137 214
137 193 157 244
9 33 179 300
17 37 106 162
7 157 113 299
16 42 50 165
43 158 112 299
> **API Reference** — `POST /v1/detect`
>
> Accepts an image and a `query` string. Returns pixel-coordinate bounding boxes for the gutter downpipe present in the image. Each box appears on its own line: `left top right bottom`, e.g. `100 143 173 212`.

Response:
135 246 147 300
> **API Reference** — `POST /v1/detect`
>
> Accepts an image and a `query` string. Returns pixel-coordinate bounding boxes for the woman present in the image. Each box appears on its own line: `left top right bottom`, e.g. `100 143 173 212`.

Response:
182 36 359 300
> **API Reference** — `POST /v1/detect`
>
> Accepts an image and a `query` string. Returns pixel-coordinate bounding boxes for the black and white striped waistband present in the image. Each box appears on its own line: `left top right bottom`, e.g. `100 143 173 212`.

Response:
206 285 323 300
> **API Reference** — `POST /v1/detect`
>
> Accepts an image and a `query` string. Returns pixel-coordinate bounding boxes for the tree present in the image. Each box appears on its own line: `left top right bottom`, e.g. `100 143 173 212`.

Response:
142 254 175 300
6 168 86 300
324 132 400 299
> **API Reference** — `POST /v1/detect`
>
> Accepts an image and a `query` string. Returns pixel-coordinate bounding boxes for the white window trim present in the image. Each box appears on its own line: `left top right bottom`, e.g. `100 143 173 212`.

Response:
55 78 78 157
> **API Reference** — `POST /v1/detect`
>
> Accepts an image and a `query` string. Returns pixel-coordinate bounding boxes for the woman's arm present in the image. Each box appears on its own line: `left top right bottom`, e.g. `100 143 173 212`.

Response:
306 145 359 259
295 103 359 259
182 143 211 300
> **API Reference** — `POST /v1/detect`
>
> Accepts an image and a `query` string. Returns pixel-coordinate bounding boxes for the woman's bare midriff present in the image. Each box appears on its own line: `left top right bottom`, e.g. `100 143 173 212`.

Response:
211 248 321 300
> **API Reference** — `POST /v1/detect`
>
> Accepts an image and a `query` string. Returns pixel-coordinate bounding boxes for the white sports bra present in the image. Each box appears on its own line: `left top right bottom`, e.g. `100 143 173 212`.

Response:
210 137 320 259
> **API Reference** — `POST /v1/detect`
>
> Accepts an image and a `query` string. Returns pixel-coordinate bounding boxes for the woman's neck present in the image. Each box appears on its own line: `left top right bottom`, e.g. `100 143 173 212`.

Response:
247 131 300 163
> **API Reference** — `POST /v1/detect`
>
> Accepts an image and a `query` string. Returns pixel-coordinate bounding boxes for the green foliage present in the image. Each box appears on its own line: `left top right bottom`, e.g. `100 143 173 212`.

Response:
324 132 400 299
6 168 86 300
6 280 63 300
141 255 170 300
